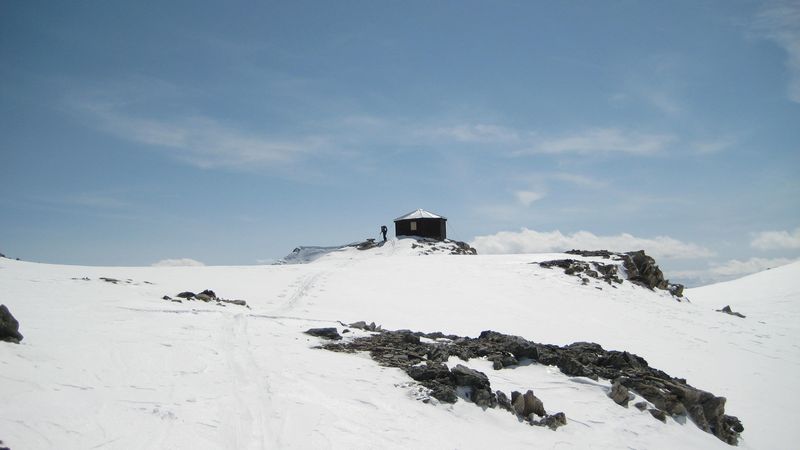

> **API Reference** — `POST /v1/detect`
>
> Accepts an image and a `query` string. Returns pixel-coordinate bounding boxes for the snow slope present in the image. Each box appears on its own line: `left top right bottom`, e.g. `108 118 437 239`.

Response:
1 239 798 449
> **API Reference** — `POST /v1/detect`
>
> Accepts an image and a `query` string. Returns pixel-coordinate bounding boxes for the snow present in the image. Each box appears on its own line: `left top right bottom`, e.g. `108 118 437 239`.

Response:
393 208 446 221
1 239 798 449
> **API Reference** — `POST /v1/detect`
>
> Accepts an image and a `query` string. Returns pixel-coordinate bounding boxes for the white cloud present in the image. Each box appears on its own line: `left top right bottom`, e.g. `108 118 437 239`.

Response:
433 124 521 144
514 190 545 207
709 257 797 276
750 227 800 250
550 172 607 188
76 101 322 170
755 1 800 103
521 128 674 156
470 228 714 259
151 258 206 267
691 137 736 155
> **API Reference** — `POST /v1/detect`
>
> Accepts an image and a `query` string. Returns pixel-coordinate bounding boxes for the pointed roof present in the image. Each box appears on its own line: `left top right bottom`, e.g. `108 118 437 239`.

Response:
393 208 447 221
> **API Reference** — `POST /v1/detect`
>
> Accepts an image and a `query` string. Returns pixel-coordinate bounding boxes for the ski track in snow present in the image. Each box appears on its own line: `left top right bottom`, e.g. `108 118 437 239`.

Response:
0 243 798 449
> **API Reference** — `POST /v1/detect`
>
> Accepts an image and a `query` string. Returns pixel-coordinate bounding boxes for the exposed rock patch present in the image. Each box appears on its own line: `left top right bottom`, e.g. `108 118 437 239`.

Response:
716 305 746 318
321 325 742 445
0 304 23 344
543 249 685 297
162 290 248 308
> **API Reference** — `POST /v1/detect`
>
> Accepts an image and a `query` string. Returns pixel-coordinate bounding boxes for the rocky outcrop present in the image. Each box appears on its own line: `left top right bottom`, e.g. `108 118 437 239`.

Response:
322 325 742 445
0 304 23 343
163 290 248 308
716 305 746 318
548 249 685 297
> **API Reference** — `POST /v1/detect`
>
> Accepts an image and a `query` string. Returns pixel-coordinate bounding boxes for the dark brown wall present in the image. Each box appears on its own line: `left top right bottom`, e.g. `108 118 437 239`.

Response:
394 218 447 240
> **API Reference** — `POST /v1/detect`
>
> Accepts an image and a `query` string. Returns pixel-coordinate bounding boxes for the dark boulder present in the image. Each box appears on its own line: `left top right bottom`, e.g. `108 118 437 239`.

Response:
305 327 342 340
429 383 458 403
199 289 217 299
511 390 545 417
496 390 513 412
407 362 452 382
176 291 195 299
622 250 668 290
451 364 490 390
536 412 567 430
609 380 630 407
649 408 667 423
0 304 23 343
716 305 746 318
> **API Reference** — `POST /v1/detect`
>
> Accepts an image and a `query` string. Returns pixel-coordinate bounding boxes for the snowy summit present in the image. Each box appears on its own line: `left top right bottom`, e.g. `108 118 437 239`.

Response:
1 240 798 449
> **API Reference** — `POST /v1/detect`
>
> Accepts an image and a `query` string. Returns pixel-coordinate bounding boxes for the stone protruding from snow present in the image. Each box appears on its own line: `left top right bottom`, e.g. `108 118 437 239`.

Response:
716 305 746 318
554 249 685 297
609 379 630 407
0 304 23 344
323 326 744 445
166 290 247 308
305 327 342 340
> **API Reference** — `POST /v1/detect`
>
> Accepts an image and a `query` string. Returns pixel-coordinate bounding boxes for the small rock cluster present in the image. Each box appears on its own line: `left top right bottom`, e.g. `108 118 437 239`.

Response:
0 439 11 450
716 305 746 318
71 277 154 286
0 304 23 344
315 325 743 445
538 249 685 297
162 289 248 308
410 238 478 255
538 259 624 286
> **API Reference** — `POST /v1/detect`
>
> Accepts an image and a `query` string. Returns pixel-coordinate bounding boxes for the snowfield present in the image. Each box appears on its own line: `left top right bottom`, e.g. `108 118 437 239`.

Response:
1 238 798 449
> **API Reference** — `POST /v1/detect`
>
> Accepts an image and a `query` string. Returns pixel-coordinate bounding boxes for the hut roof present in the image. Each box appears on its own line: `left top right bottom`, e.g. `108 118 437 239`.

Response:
393 209 447 221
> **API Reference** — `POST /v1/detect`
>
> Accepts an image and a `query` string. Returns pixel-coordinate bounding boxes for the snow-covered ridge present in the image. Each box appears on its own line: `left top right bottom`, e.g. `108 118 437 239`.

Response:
0 253 798 449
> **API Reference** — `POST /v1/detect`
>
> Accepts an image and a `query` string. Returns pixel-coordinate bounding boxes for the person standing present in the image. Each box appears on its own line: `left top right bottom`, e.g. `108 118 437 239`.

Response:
380 225 388 242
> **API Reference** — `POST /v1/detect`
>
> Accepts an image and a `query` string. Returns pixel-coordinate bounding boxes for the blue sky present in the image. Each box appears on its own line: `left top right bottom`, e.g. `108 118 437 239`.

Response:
1 1 798 284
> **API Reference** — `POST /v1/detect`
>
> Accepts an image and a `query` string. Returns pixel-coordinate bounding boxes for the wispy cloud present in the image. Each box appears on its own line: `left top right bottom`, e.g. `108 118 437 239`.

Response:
754 0 800 103
470 228 714 259
79 102 323 170
519 128 675 156
432 123 522 144
514 190 546 207
751 227 800 250
691 137 737 155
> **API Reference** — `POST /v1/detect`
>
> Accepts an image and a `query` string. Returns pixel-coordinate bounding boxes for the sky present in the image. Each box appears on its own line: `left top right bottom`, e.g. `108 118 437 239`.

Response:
1 0 798 285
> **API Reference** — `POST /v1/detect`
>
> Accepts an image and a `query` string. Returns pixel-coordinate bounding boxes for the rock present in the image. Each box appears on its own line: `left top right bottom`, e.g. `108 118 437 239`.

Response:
429 383 458 403
99 277 120 284
511 390 545 417
199 289 217 299
349 321 368 330
668 283 685 297
407 362 452 382
472 388 496 408
649 408 667 423
539 412 567 430
305 327 342 340
321 324 743 445
162 295 172 301
496 390 513 412
220 299 247 306
716 305 746 318
176 291 195 299
523 390 546 417
195 293 213 302
0 304 23 343
451 364 490 390
609 380 630 407
622 250 668 290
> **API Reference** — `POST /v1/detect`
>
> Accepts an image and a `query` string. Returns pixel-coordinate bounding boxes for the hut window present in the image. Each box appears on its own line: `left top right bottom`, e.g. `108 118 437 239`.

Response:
410 221 417 231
